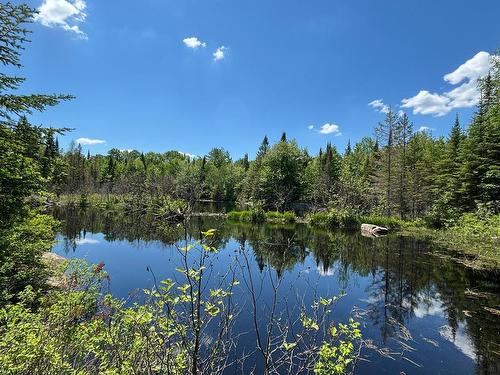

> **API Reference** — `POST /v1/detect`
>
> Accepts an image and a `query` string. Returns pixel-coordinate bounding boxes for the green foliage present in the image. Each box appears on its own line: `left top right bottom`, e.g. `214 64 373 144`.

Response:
227 209 296 224
358 215 405 229
0 231 237 374
0 2 72 305
314 319 362 375
241 139 309 211
308 210 358 229
227 208 266 223
265 211 297 223
0 213 58 305
44 59 499 223
309 210 407 230
448 211 500 237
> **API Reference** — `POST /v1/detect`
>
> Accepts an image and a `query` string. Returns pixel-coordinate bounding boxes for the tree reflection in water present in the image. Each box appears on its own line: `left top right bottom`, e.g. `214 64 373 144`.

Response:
52 207 500 374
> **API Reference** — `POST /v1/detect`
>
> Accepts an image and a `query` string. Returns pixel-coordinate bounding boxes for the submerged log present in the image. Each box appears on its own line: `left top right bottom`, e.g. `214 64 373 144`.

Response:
361 223 388 237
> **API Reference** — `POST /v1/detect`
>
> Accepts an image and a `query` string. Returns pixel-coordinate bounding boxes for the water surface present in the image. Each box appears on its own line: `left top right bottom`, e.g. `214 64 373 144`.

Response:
52 207 500 374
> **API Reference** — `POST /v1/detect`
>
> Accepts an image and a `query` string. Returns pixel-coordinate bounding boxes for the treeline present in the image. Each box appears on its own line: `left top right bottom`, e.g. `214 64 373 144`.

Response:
42 62 499 225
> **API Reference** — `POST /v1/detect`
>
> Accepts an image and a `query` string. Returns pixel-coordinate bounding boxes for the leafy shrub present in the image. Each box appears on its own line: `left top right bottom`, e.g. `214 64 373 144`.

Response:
358 215 404 229
449 213 500 237
309 212 330 227
282 211 297 223
0 213 58 305
313 319 362 375
227 210 244 221
265 211 297 223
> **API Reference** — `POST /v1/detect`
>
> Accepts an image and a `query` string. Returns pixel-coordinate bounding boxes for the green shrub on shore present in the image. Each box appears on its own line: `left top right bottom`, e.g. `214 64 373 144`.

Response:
0 213 59 305
358 215 406 229
265 211 297 223
308 210 408 230
227 210 297 224
448 212 500 237
227 208 266 223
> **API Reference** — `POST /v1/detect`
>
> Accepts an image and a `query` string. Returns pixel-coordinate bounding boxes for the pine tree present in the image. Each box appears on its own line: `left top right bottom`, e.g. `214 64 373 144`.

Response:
242 153 249 171
345 140 352 156
257 136 269 158
140 152 147 171
394 113 412 218
437 114 464 209
375 108 398 216
460 59 500 211
41 131 58 178
280 132 287 143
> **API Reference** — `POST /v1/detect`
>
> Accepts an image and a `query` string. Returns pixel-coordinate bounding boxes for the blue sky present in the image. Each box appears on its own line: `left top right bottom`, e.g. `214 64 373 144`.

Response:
20 0 500 158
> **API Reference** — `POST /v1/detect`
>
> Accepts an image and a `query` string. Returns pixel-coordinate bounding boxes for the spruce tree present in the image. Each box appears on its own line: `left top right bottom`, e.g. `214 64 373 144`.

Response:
257 135 269 158
280 132 287 143
375 108 398 216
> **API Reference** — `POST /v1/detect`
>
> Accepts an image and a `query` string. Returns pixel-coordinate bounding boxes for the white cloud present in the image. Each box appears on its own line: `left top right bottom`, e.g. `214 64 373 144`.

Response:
417 126 435 133
319 123 341 136
401 51 494 117
75 238 99 245
443 51 491 85
76 137 105 145
368 99 390 114
439 324 475 360
213 46 227 61
307 125 314 130
183 37 206 49
402 90 451 116
34 0 87 39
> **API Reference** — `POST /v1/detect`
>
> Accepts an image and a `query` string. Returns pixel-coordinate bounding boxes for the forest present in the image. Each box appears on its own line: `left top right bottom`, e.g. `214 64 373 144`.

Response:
44 70 499 227
0 2 499 374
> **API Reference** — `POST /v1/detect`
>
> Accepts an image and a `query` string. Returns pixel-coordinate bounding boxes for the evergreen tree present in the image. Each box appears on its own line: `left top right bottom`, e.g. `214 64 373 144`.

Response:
394 113 412 218
257 135 269 158
345 140 352 156
242 153 249 171
375 108 398 216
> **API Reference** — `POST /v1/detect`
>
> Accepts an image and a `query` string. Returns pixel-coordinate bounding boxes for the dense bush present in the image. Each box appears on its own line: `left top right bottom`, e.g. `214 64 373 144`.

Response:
0 213 59 305
265 211 297 223
448 212 500 237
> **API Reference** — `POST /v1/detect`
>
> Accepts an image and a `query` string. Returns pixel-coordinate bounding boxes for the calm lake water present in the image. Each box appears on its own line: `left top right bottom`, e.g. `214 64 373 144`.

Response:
51 207 500 374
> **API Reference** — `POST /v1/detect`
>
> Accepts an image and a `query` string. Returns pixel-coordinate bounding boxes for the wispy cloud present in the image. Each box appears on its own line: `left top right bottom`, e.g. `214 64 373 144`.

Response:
76 137 105 145
402 51 494 116
307 125 314 130
368 99 390 114
34 0 88 39
213 46 227 61
183 36 206 49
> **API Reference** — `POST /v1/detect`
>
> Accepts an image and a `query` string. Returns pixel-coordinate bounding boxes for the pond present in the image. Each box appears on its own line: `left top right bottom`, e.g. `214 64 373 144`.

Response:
51 207 500 374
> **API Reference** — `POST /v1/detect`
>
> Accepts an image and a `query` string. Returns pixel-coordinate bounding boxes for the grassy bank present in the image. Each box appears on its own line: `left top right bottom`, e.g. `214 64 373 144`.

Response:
307 210 411 230
227 209 297 224
401 213 500 270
